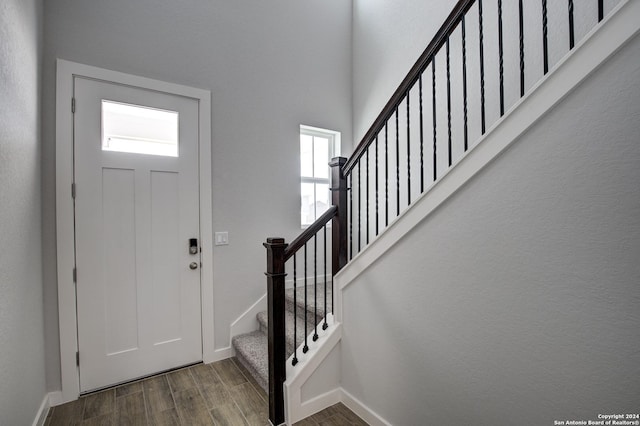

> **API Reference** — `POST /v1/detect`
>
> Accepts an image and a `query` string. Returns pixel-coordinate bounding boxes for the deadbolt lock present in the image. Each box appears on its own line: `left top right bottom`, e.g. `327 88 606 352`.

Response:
189 238 198 255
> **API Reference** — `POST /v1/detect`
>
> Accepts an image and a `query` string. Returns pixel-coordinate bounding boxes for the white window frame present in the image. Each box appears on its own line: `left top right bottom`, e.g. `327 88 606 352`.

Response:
300 125 341 228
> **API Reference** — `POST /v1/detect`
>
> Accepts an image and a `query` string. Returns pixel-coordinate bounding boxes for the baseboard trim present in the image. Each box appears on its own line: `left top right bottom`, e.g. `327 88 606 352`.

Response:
210 347 233 362
48 391 64 407
297 388 342 421
32 394 51 426
340 388 391 426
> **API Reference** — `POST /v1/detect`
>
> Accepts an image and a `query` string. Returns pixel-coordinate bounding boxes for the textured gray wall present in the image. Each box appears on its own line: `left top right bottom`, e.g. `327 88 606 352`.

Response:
341 33 640 425
41 0 352 391
0 0 47 423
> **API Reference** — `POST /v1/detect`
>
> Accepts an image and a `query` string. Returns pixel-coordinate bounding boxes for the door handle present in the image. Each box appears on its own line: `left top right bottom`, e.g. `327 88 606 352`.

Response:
189 262 198 270
189 238 198 255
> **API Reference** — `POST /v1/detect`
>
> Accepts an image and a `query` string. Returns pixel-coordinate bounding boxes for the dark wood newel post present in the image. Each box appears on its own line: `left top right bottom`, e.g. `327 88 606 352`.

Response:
330 157 348 275
264 237 287 426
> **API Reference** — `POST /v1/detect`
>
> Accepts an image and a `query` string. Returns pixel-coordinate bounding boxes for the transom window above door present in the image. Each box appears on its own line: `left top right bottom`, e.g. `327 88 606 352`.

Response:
102 100 179 157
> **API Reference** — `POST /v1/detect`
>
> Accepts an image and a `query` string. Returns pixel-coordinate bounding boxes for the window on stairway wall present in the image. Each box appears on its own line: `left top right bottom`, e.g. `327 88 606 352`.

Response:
300 125 341 228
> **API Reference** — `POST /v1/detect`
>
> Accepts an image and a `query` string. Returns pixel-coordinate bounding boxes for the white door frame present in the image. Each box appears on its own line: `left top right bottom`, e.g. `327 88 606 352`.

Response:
55 59 214 403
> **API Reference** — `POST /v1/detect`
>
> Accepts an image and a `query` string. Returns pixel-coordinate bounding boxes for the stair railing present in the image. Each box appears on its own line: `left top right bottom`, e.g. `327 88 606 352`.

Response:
264 158 347 425
344 0 607 261
266 0 608 423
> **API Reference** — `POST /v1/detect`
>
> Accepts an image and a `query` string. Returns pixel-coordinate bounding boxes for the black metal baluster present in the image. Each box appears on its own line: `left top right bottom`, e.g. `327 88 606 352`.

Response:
519 0 525 97
419 75 425 191
542 0 549 74
375 135 379 236
498 0 505 117
406 91 411 205
568 0 575 49
462 15 469 151
349 172 353 260
292 253 298 365
323 224 328 330
479 0 486 134
598 0 603 22
366 147 369 245
357 160 361 253
395 106 400 216
446 36 452 167
313 234 318 341
384 124 389 226
303 243 308 353
432 59 437 181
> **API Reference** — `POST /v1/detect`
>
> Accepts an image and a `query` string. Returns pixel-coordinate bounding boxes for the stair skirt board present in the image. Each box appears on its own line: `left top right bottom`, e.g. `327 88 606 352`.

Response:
285 386 392 426
284 318 341 425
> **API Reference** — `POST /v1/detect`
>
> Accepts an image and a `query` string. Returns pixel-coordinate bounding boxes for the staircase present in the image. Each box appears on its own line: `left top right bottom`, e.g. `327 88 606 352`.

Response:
232 285 332 393
228 0 638 424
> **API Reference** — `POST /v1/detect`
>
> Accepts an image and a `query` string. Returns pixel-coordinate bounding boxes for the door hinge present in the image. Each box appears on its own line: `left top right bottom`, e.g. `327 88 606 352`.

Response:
71 183 76 199
73 267 77 283
71 97 76 114
76 351 80 366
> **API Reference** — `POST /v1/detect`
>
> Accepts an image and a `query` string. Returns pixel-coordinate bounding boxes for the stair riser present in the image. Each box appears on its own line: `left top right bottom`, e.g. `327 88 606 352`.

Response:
285 298 327 324
257 314 321 358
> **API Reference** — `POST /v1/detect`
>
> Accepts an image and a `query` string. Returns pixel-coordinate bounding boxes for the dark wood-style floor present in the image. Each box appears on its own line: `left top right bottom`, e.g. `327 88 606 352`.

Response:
45 357 367 425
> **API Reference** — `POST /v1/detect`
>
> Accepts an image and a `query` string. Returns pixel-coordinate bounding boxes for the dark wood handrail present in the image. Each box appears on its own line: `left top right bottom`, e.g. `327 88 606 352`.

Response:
284 206 337 261
343 0 475 175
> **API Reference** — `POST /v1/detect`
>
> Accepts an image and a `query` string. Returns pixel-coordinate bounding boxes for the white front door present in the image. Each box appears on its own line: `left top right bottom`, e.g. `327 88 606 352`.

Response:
73 76 203 392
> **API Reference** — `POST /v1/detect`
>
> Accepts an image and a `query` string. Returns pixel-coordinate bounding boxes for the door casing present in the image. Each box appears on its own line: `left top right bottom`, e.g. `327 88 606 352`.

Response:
55 59 214 403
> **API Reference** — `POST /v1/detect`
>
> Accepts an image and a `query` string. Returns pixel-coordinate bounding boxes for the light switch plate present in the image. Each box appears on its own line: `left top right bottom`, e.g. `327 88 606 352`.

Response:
214 232 229 246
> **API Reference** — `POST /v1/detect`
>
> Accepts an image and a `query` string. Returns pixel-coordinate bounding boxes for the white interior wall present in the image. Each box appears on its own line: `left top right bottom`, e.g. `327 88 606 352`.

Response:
352 0 621 144
41 0 352 391
340 32 640 425
0 0 47 423
349 0 622 255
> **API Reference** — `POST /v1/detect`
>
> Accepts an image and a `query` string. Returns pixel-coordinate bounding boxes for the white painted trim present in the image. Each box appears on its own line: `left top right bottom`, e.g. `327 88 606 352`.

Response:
297 389 342 423
55 59 214 402
335 0 640 294
55 59 79 403
229 293 267 350
48 391 64 408
210 347 233 362
32 394 50 426
284 316 342 424
340 388 391 426
286 386 392 426
198 88 215 365
299 124 342 159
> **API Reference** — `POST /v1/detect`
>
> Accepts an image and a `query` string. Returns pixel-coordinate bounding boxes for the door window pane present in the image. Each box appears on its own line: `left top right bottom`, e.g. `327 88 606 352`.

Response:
102 100 179 157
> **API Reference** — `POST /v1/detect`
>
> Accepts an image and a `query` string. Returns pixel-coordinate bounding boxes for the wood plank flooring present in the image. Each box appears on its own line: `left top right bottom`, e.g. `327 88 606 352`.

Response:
45 357 367 425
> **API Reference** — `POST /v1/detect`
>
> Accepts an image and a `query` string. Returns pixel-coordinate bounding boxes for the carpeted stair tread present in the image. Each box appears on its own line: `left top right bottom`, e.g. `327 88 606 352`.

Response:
257 309 321 358
232 330 268 392
285 284 333 323
231 285 335 393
